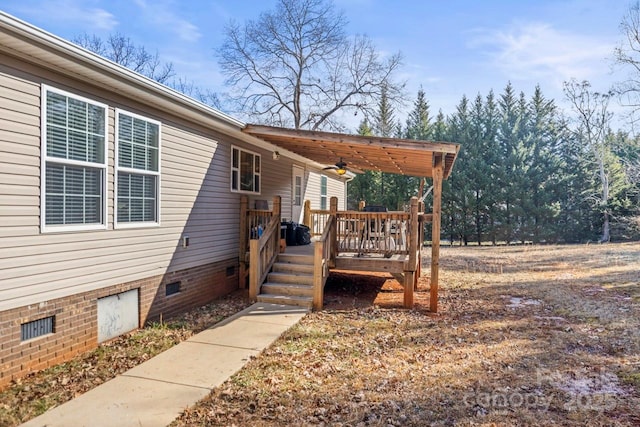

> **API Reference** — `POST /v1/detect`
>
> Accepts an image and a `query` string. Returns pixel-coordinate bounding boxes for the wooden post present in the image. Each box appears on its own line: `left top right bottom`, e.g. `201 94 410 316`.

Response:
431 153 444 313
404 271 414 308
313 240 324 311
272 195 281 219
303 200 311 227
249 239 259 301
330 197 338 261
417 201 425 283
408 197 419 271
404 197 419 308
273 195 282 253
239 195 249 289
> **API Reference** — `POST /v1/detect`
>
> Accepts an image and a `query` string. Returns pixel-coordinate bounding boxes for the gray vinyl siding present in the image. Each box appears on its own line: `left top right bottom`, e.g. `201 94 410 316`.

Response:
327 174 347 210
0 65 41 238
0 54 292 312
303 169 346 210
259 156 297 221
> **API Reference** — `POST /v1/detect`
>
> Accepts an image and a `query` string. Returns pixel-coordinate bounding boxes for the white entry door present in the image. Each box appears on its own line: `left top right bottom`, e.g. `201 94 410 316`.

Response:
292 165 304 223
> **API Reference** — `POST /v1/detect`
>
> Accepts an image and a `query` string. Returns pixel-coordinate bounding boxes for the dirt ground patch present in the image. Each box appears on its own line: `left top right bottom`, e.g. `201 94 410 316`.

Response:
173 243 640 426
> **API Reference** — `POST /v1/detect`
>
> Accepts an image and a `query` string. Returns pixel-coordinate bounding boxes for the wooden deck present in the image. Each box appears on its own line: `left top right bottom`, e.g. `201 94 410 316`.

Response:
285 241 411 273
241 193 439 311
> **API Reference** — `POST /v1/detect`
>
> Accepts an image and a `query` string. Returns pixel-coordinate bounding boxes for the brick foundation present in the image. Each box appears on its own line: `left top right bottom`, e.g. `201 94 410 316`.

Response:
0 259 238 390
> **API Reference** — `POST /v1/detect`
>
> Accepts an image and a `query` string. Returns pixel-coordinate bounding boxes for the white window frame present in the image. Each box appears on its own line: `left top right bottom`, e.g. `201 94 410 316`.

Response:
294 175 302 207
230 145 261 195
320 175 328 210
114 109 161 228
40 85 108 233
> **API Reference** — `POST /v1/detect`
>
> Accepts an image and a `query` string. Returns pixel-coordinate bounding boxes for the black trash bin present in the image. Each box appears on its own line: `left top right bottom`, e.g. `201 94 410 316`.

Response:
295 224 311 245
282 221 299 246
281 221 311 246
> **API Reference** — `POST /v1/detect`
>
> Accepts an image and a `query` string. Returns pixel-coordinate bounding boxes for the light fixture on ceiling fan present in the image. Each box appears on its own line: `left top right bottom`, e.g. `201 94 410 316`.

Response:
323 158 348 175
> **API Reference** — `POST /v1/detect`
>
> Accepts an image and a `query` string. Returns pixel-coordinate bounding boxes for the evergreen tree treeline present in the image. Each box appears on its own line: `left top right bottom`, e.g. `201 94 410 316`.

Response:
348 83 640 244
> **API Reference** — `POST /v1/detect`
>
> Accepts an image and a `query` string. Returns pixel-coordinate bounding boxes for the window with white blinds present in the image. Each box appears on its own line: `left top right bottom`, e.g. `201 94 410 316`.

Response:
116 110 160 226
42 86 107 231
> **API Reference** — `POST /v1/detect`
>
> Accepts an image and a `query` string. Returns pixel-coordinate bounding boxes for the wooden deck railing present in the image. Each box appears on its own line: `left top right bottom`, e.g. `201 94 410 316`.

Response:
240 195 433 309
246 209 273 244
335 211 411 256
312 212 336 310
240 196 281 290
303 202 330 237
249 213 281 301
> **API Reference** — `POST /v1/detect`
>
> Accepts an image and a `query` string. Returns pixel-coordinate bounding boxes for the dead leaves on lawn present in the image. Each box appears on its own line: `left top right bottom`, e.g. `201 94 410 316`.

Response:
175 243 640 426
2 244 639 426
0 291 251 427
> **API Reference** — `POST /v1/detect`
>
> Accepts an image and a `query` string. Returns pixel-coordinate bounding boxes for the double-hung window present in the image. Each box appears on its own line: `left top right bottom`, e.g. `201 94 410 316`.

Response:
320 175 328 210
115 110 160 226
42 86 107 231
294 175 302 206
230 146 260 194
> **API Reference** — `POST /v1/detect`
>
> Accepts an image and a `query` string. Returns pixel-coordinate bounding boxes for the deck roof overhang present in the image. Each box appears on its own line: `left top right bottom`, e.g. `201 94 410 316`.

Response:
243 124 460 178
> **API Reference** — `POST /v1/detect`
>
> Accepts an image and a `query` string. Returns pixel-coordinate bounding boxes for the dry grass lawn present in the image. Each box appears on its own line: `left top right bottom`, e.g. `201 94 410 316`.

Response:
1 244 638 426
174 243 640 426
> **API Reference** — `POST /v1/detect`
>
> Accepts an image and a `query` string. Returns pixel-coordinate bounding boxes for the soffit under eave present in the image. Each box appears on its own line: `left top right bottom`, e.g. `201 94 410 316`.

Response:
242 124 459 178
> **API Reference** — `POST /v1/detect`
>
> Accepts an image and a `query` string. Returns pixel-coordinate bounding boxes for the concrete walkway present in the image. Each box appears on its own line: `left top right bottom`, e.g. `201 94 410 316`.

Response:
21 303 309 427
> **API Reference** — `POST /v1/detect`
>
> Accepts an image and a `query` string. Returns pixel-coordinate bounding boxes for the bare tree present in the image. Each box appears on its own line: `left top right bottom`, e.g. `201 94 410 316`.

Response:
217 0 404 130
74 33 175 84
73 33 225 109
612 2 640 132
564 79 614 242
171 77 223 110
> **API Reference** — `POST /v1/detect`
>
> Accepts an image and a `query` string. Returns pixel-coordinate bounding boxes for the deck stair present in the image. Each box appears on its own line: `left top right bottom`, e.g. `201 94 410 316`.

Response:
257 253 315 308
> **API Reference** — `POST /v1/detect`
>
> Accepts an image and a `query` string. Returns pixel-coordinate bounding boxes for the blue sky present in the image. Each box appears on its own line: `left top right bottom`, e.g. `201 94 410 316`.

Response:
0 0 632 128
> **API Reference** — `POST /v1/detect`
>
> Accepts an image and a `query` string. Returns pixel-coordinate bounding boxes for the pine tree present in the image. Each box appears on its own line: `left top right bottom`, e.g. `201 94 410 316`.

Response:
347 119 378 208
432 110 450 243
555 118 596 242
482 91 501 244
463 94 486 244
399 90 434 209
496 82 524 244
523 86 563 242
373 85 397 207
405 88 432 140
446 95 474 244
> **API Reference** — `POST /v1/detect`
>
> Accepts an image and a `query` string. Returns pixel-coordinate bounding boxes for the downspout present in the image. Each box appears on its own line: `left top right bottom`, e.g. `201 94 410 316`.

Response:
343 172 356 210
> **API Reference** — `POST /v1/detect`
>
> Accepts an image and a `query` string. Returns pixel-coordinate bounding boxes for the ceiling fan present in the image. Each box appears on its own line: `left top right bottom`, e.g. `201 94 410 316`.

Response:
323 158 348 175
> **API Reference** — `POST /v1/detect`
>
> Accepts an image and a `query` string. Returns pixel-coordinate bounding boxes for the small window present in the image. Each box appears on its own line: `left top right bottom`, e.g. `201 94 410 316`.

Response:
115 110 161 227
294 175 302 206
21 316 55 341
230 146 261 194
320 175 327 210
41 86 108 232
165 281 181 296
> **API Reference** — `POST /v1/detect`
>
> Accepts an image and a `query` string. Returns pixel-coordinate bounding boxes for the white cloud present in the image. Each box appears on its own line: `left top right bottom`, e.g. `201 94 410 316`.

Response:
468 21 615 88
11 0 118 31
132 1 202 42
86 8 118 30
